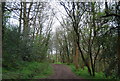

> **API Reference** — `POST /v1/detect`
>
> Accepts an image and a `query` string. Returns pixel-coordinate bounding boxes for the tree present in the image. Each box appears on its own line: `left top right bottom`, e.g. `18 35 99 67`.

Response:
103 1 120 77
60 2 94 75
0 2 2 67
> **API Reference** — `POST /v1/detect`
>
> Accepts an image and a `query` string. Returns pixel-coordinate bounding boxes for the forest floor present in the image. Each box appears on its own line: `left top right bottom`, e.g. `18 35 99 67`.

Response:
47 64 86 79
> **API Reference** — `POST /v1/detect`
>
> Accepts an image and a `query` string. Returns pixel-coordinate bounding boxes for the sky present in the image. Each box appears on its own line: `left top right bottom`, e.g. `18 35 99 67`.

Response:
2 0 120 2
8 1 66 55
49 1 66 32
9 1 66 33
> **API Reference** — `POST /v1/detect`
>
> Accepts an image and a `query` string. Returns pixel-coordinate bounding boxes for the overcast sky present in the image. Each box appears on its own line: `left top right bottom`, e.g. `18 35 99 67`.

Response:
9 1 66 33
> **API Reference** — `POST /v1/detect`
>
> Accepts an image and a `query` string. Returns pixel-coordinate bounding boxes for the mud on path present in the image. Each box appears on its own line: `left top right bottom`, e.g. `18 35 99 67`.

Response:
47 64 84 79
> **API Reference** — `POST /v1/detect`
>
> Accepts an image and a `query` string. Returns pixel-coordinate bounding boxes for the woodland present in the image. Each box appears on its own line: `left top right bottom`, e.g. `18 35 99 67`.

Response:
1 1 120 79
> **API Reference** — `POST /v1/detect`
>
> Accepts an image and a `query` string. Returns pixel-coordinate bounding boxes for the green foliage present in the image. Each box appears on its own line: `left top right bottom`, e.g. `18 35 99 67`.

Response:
3 27 21 68
96 12 105 18
2 62 53 79
69 64 106 79
100 31 117 77
3 24 50 63
54 62 63 64
31 36 48 62
94 72 106 79
54 62 67 65
3 2 120 79
3 24 52 79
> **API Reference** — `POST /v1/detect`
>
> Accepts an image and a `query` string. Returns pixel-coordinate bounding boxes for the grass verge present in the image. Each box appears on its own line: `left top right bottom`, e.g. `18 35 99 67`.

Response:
68 64 106 79
2 62 53 79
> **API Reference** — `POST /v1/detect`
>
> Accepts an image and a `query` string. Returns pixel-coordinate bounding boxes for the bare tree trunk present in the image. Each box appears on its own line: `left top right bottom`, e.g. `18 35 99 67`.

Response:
75 43 79 70
19 2 22 35
117 2 120 78
23 2 28 41
117 27 120 77
64 34 70 64
23 2 33 41
56 49 58 62
76 40 92 76
89 2 96 76
0 3 2 69
2 2 5 39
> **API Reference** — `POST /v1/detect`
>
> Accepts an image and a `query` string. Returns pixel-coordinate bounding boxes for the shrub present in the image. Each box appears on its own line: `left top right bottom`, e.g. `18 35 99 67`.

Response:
2 62 53 79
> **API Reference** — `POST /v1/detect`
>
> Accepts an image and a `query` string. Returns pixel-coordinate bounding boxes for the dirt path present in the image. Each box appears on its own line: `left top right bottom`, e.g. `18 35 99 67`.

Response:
47 64 85 79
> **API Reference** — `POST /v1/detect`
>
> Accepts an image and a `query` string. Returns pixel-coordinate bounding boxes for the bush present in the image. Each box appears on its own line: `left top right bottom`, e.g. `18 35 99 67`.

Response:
2 62 53 79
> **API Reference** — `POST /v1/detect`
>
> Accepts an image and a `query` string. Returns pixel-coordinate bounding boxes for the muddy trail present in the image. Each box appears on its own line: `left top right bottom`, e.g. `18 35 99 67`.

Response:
47 64 89 80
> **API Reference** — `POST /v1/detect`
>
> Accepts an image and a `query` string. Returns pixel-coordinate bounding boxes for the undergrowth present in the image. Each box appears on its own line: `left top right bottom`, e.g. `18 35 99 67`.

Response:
69 64 120 80
69 64 106 79
2 62 53 79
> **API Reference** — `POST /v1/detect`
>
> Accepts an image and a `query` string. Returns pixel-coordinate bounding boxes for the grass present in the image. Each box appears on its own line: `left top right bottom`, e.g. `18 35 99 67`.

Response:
2 62 53 79
54 62 63 64
68 64 106 79
69 64 120 80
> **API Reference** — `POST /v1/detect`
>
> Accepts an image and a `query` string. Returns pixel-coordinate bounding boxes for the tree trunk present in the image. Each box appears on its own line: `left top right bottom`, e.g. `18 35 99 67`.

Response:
0 3 2 62
76 41 92 76
75 43 79 70
19 2 22 35
64 34 70 64
117 19 120 77
116 1 120 78
2 2 5 39
23 2 28 41
56 49 58 62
